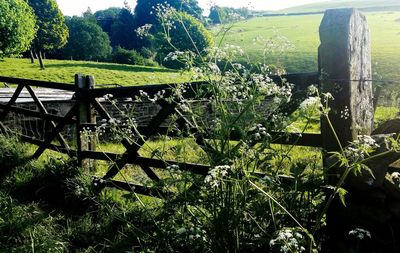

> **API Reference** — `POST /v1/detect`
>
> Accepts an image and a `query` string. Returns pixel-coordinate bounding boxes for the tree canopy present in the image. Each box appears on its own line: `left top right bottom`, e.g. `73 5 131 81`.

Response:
110 8 137 49
208 6 251 24
28 0 68 51
94 7 123 38
0 0 36 57
134 0 203 28
58 16 112 61
156 11 214 68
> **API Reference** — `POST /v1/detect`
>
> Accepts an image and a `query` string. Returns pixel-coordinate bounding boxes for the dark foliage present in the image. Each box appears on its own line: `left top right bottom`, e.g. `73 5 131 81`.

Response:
110 8 138 50
55 16 112 61
111 46 158 66
94 7 123 38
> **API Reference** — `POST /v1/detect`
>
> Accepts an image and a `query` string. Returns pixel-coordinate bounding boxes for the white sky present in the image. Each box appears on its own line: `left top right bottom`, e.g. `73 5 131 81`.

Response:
56 0 328 16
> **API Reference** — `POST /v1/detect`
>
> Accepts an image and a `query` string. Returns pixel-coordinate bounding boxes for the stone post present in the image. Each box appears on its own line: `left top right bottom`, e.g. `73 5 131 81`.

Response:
319 8 374 152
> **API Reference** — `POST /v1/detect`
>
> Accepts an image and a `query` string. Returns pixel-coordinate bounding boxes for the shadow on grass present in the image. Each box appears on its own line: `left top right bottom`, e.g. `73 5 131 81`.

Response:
45 62 177 73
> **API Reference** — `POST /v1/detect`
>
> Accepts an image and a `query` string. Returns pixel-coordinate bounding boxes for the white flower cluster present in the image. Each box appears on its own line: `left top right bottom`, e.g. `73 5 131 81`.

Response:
340 106 350 120
135 24 153 38
178 101 190 112
176 224 208 244
307 85 318 96
103 94 114 100
348 228 371 240
254 33 295 54
269 228 305 253
138 89 166 103
167 164 180 173
207 44 244 61
204 165 230 188
251 74 292 101
299 96 322 112
153 3 176 29
345 135 380 161
249 124 270 141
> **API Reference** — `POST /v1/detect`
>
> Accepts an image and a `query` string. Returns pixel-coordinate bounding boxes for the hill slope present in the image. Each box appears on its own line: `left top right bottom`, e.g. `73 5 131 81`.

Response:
216 11 400 89
0 59 190 86
281 0 400 13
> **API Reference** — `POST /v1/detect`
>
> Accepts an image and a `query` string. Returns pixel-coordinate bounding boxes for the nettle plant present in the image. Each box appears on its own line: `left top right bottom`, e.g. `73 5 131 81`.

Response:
89 4 400 252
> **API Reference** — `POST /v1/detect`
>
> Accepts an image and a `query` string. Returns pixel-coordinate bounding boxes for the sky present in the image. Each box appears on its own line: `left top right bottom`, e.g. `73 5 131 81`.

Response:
56 0 327 17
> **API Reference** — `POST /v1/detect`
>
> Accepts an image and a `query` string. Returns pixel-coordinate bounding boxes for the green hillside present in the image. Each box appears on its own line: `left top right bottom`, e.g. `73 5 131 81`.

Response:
281 0 400 13
216 11 400 90
0 58 190 86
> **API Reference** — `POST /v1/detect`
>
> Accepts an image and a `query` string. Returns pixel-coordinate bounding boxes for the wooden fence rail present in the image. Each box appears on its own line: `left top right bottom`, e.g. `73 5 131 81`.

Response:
0 8 373 197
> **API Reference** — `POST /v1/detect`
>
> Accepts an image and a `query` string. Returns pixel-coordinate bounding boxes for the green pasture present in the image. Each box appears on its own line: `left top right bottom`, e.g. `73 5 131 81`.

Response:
280 0 400 13
216 11 400 86
0 58 190 86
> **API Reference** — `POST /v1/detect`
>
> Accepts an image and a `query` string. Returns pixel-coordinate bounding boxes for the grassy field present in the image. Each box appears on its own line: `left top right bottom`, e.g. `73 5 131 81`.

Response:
216 11 400 88
280 0 400 13
0 58 190 86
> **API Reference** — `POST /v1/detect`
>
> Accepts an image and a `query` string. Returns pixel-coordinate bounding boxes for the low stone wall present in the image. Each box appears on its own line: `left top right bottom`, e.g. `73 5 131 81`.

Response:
0 99 214 140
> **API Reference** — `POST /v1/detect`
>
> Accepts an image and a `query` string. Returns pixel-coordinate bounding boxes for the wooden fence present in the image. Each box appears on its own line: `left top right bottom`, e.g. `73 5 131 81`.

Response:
0 8 374 197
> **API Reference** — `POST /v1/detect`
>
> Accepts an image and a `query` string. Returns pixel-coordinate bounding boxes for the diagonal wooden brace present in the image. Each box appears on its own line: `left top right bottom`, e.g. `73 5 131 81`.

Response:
32 103 77 159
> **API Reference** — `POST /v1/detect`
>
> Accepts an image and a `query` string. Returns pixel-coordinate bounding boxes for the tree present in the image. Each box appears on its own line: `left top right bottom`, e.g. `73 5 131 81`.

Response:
208 6 250 24
110 8 137 49
134 0 203 28
57 16 112 61
156 11 214 69
28 0 68 69
208 6 223 24
0 0 36 58
94 7 122 38
132 0 204 52
82 7 97 24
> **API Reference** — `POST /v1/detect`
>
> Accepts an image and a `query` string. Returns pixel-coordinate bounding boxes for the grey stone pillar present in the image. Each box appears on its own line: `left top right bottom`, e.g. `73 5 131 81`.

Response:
319 8 374 152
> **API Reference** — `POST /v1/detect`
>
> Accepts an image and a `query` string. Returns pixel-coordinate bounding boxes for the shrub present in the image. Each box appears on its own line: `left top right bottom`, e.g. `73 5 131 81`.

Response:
155 10 215 69
111 46 158 66
0 134 29 179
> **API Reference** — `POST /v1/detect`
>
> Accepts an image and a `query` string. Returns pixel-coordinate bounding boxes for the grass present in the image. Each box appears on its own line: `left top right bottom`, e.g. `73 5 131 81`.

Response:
0 11 398 94
215 11 400 95
0 58 191 86
0 103 398 252
279 0 400 13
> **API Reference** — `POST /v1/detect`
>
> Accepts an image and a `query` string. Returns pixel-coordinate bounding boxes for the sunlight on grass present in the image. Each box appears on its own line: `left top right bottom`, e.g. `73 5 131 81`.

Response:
0 58 192 86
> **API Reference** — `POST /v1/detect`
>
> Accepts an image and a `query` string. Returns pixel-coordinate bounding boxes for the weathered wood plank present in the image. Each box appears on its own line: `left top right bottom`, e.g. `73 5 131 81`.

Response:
88 72 318 99
19 134 76 157
102 179 172 198
32 103 78 159
101 99 179 181
25 85 70 151
75 75 97 167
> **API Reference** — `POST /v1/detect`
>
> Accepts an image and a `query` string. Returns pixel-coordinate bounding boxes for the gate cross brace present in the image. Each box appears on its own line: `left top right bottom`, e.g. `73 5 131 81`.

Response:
0 84 24 132
32 103 78 159
25 85 70 153
91 98 179 184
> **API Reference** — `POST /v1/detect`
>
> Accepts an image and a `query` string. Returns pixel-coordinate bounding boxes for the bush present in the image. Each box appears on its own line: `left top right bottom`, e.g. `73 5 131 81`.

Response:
155 11 215 69
111 46 158 66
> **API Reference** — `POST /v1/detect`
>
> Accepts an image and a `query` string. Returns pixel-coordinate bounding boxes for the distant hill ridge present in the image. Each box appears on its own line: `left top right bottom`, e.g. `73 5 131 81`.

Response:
278 0 400 13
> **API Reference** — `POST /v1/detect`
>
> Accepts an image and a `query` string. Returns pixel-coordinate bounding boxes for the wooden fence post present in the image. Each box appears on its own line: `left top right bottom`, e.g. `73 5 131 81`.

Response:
319 8 374 152
75 74 96 168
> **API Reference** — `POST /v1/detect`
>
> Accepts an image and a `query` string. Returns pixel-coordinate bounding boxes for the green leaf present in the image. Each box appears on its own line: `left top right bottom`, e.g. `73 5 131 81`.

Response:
338 187 348 207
